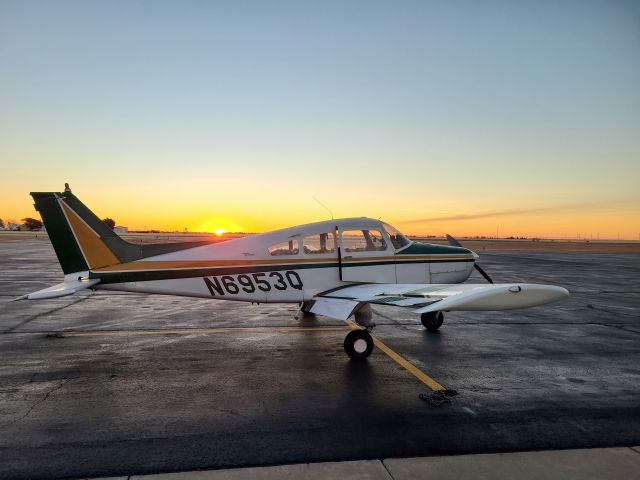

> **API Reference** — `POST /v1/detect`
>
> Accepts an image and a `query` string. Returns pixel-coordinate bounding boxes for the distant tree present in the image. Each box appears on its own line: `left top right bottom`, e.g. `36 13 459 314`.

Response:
0 218 4 228
21 217 43 230
102 218 116 230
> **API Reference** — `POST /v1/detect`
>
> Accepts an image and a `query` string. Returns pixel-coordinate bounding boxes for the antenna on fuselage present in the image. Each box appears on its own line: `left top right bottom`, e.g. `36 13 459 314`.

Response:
313 196 334 220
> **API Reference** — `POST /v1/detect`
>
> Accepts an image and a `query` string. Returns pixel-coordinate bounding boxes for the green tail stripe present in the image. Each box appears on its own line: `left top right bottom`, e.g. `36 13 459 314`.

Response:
31 192 89 274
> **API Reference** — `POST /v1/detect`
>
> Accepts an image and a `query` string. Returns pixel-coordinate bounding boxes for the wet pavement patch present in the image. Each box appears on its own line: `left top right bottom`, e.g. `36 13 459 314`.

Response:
419 389 459 407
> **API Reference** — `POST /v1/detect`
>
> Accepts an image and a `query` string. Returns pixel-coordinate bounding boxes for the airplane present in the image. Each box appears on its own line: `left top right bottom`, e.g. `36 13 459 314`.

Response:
18 184 569 360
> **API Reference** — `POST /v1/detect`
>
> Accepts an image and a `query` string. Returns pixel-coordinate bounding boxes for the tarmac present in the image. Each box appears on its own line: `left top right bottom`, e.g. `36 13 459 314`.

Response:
1 239 639 479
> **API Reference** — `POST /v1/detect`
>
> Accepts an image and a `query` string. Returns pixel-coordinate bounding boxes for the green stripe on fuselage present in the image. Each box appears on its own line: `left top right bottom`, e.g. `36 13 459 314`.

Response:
398 242 472 256
90 257 473 284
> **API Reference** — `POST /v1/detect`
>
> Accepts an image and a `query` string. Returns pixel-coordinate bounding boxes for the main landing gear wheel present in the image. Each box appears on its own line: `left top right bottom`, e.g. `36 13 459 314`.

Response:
344 329 374 361
421 311 444 332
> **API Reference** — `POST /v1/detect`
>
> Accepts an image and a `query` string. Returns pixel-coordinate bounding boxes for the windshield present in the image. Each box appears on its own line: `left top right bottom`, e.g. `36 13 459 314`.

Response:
382 222 412 249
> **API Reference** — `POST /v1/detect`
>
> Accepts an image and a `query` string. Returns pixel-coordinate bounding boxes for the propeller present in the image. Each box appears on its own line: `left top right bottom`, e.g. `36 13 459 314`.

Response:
446 234 494 284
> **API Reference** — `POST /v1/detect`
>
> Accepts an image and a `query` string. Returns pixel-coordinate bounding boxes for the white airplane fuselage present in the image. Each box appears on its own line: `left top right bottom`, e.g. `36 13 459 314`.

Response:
95 218 475 303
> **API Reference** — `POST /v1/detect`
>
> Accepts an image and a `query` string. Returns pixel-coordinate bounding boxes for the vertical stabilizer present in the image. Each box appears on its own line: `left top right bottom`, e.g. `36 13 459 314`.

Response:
31 185 213 275
31 190 91 274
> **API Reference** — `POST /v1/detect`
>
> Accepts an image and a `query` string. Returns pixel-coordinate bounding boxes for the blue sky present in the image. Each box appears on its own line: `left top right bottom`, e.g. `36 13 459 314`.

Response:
1 0 639 237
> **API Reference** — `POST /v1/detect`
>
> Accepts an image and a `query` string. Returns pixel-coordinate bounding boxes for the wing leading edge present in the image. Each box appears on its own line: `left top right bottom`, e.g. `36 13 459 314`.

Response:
312 283 569 319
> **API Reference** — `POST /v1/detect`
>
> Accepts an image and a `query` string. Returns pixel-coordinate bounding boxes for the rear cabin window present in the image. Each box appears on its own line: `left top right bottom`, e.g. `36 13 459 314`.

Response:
303 232 335 254
268 239 299 256
341 229 387 252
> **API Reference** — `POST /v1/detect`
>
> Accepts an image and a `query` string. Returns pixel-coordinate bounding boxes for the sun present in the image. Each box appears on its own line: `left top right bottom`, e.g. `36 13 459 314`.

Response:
194 218 240 235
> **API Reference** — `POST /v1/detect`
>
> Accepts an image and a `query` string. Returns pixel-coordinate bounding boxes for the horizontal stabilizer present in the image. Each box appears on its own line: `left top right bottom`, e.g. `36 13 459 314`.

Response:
17 278 101 300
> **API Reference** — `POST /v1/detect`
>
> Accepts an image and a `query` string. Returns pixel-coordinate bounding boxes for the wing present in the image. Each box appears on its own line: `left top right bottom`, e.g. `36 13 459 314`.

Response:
308 283 569 320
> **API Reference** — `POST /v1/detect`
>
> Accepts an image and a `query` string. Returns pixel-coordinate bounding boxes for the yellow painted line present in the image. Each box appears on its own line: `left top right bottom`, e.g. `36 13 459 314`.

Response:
346 320 446 391
60 325 349 337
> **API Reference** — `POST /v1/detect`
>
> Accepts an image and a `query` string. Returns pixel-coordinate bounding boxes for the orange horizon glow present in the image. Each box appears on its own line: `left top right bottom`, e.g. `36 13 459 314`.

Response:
2 3 639 242
2 188 638 241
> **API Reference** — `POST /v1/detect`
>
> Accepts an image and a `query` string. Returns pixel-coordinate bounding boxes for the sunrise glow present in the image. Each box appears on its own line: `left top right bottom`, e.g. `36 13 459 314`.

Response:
0 2 638 240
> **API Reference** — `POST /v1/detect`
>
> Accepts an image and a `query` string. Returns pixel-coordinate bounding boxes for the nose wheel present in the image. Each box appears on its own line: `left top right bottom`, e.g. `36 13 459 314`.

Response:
421 311 444 332
344 329 374 361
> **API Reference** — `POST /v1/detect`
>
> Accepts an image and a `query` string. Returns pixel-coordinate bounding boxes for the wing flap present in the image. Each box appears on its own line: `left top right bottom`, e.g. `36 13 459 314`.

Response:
308 297 361 321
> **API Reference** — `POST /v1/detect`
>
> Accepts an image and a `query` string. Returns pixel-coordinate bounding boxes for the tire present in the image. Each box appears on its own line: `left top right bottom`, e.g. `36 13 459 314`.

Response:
421 311 444 332
344 329 374 361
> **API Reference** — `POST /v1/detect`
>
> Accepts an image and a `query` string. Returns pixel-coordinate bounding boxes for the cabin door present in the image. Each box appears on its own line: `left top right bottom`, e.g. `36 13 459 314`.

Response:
338 227 396 283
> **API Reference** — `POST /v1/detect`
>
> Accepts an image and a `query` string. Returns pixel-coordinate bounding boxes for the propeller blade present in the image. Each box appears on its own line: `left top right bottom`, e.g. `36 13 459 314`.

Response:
445 234 494 283
473 263 494 284
445 234 462 248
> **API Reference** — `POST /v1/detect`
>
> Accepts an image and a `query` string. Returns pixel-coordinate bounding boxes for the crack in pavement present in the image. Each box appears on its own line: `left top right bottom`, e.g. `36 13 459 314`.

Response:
381 459 397 480
603 324 640 336
3 379 69 428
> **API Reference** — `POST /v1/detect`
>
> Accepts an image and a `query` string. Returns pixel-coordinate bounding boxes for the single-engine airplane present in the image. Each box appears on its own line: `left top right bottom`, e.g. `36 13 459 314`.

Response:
19 185 569 360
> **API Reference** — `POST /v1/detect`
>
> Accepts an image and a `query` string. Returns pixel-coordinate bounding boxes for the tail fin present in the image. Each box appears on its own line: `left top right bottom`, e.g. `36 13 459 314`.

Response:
31 186 211 274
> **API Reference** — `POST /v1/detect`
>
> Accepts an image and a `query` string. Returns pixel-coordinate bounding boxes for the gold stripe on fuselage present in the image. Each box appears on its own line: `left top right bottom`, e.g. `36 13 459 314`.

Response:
92 254 473 273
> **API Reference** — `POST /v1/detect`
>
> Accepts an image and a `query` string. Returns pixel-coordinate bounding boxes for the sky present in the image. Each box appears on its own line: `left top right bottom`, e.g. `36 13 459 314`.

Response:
1 0 639 239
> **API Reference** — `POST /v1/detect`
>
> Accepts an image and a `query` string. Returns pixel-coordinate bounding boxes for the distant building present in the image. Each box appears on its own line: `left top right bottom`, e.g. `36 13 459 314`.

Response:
114 226 128 234
18 224 45 232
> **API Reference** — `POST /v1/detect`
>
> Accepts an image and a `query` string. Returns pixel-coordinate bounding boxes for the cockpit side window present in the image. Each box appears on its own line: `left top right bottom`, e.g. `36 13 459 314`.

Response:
382 222 412 249
342 229 387 252
268 239 299 256
303 232 335 254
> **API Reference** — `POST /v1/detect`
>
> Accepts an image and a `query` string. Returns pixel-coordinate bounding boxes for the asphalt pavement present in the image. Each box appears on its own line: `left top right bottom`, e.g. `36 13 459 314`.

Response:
0 239 639 479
